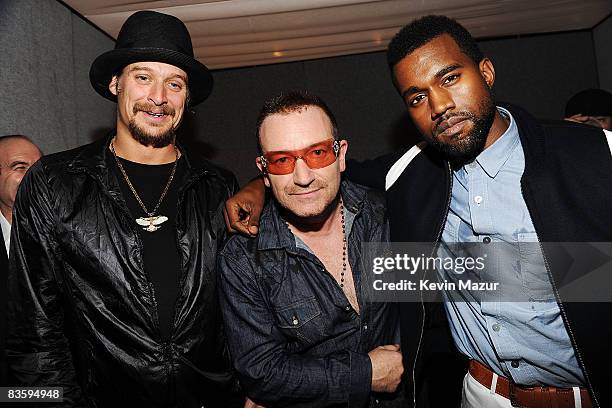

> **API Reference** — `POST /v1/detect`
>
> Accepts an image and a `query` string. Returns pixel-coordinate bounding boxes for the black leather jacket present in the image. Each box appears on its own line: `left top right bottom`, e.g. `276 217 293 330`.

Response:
7 137 242 407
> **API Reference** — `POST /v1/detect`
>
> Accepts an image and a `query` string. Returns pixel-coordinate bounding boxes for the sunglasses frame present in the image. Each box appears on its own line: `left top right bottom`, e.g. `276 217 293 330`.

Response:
259 139 341 175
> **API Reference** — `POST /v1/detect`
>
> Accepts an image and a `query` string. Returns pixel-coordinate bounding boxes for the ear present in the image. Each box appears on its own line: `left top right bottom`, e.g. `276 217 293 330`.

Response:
255 157 271 188
108 75 120 96
337 140 348 173
479 58 495 89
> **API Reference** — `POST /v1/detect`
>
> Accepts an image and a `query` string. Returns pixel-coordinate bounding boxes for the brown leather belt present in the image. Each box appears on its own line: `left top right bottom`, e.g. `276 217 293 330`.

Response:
468 359 592 408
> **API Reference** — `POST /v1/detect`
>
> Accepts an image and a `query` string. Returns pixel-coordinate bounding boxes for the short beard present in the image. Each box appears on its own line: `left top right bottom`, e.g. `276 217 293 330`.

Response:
429 95 495 164
128 102 177 148
128 119 176 148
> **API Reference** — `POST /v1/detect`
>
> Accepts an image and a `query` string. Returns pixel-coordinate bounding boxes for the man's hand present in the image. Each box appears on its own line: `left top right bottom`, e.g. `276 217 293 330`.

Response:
564 114 604 128
224 177 266 236
369 344 404 393
244 397 265 408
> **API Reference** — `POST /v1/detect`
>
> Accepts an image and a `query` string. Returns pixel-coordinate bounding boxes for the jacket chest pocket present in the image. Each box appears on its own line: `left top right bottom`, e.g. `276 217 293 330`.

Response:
273 297 323 345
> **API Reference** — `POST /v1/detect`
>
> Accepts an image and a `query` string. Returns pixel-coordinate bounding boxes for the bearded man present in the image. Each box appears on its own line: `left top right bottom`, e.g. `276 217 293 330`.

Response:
225 15 612 408
6 11 243 407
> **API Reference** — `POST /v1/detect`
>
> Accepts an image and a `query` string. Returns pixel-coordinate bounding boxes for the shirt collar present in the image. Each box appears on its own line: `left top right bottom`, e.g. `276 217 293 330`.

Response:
257 180 364 252
467 106 520 178
0 211 10 255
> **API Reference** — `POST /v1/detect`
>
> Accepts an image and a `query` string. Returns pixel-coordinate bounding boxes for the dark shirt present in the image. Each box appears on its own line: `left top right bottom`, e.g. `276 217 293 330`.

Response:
108 154 186 340
218 181 402 408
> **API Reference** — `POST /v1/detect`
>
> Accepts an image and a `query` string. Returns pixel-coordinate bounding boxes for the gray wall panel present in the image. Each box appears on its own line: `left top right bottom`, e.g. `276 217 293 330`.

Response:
71 12 116 145
0 0 114 154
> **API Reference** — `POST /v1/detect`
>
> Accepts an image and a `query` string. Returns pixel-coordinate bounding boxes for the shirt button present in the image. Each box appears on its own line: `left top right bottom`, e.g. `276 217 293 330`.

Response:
483 236 492 244
474 195 483 205
492 323 500 332
511 360 520 368
363 324 368 331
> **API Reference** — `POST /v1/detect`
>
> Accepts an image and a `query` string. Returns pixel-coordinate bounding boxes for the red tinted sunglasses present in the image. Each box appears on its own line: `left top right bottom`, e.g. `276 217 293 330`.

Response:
259 139 340 175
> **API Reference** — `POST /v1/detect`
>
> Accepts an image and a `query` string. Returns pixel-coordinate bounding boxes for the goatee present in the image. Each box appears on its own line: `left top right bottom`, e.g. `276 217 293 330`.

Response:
128 103 177 148
429 95 495 164
128 119 176 148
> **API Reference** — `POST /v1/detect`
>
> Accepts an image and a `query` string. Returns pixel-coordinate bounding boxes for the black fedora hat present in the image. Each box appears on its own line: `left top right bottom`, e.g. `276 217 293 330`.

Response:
89 10 212 106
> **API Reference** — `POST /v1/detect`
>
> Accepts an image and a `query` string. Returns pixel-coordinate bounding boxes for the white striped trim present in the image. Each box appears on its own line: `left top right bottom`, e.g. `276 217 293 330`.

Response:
385 141 427 191
573 386 582 408
604 129 612 159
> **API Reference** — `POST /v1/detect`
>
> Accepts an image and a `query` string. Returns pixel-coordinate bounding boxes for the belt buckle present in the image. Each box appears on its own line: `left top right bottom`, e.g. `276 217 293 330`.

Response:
508 382 522 408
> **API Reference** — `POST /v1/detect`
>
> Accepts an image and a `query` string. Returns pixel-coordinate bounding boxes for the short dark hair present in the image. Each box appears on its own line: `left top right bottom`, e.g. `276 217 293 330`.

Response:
255 90 339 153
565 88 612 117
387 15 484 71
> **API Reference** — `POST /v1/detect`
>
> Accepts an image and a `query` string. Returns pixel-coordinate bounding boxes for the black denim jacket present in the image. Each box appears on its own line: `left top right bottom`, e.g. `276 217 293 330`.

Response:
218 180 401 408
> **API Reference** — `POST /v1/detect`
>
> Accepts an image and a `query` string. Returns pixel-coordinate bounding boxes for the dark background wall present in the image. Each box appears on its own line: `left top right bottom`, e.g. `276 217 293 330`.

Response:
1 1 609 185
594 14 612 91
195 26 605 184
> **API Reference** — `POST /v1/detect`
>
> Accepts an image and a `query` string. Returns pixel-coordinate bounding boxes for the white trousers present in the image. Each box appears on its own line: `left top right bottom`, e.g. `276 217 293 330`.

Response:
461 372 584 408
461 371 513 408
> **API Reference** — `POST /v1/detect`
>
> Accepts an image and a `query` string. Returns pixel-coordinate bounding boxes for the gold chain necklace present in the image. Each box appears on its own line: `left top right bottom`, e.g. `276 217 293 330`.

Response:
110 140 178 232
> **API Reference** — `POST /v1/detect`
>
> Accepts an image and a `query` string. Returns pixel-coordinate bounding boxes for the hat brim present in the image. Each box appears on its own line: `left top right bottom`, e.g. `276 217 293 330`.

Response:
89 48 213 106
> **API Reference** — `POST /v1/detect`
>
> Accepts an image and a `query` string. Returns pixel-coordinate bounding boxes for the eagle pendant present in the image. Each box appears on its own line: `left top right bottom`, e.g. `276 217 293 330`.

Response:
136 216 169 232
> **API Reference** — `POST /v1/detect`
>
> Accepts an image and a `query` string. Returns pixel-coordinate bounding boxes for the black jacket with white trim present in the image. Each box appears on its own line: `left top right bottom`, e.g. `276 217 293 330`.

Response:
346 104 612 407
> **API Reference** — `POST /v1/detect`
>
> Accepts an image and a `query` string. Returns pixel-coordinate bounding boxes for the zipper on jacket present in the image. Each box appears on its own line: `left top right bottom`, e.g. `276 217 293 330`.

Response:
411 161 453 407
521 185 599 407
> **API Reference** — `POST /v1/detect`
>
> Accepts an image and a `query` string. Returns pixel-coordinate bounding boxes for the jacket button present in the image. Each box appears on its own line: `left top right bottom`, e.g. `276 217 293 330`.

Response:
511 360 520 368
483 236 491 244
292 316 299 325
345 306 351 312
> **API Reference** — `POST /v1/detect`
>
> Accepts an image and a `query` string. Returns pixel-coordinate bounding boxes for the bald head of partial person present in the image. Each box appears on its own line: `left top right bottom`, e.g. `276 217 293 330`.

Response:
0 135 42 223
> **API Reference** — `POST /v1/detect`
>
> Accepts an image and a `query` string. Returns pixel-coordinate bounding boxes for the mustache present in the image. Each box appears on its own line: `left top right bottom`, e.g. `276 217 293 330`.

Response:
133 103 175 116
285 180 326 195
433 111 475 136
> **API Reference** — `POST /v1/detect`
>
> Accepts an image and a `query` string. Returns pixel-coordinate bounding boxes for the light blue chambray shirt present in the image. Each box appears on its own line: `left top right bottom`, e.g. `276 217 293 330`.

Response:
438 107 585 387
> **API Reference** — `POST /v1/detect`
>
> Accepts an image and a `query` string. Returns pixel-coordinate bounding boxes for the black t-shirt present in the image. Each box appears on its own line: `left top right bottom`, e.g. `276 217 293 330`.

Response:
108 153 187 341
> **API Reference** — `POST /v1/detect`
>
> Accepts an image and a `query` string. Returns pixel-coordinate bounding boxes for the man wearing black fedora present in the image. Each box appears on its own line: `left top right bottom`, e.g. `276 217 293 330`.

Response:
6 10 244 407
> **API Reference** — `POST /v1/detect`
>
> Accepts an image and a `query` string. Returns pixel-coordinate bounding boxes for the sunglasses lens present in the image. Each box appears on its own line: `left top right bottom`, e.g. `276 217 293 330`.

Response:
303 144 337 169
265 155 295 175
263 140 338 175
